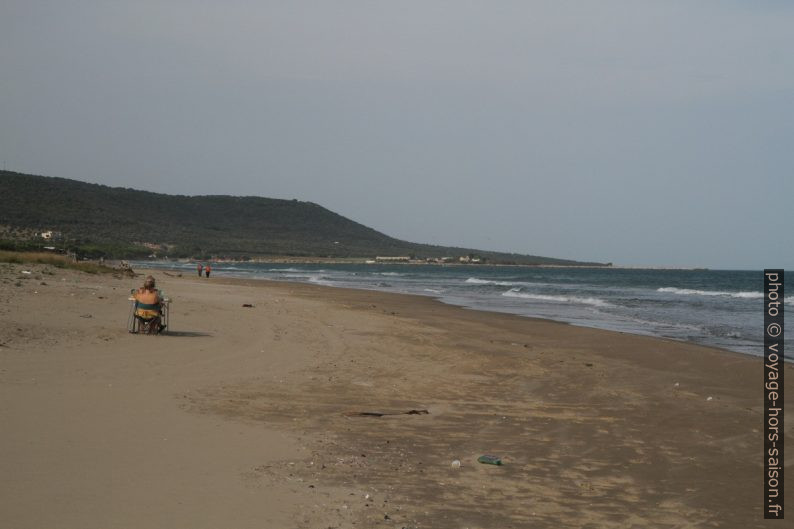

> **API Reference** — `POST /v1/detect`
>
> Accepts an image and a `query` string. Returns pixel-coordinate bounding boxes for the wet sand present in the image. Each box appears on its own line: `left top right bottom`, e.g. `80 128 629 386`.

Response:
0 263 791 528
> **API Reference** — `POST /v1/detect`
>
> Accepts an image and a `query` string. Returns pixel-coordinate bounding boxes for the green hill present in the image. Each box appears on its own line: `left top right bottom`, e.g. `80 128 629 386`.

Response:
0 170 607 265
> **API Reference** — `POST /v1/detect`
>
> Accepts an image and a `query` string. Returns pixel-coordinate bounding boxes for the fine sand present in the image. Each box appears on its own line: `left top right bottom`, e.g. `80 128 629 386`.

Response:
0 262 791 529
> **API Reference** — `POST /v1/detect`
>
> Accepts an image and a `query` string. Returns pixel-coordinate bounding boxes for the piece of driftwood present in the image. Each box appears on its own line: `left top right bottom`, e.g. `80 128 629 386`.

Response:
343 409 429 417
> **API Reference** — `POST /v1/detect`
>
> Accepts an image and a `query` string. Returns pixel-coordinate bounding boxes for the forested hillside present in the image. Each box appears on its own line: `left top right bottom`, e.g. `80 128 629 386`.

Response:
0 171 607 266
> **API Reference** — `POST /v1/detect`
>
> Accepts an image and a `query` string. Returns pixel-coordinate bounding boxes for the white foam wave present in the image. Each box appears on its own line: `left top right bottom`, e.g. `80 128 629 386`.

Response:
377 272 404 276
269 267 307 273
424 288 442 294
731 292 764 299
657 287 763 299
466 277 497 284
465 277 528 287
502 289 612 307
282 273 335 285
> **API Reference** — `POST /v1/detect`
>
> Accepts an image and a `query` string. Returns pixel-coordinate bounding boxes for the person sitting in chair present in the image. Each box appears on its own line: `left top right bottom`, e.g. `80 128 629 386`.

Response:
133 275 165 334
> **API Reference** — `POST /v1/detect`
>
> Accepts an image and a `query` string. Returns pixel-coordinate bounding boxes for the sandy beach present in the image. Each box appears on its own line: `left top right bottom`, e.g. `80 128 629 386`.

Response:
0 262 791 529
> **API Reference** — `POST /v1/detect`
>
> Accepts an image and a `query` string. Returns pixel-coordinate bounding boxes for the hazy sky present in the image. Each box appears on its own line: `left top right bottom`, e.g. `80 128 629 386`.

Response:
2 1 792 269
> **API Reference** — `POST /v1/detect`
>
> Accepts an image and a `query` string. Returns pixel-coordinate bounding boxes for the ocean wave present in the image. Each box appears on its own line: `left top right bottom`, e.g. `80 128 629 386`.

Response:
281 273 335 284
268 267 308 273
308 275 334 285
502 289 612 307
376 272 404 276
465 277 538 287
466 277 503 285
657 287 763 299
620 314 703 333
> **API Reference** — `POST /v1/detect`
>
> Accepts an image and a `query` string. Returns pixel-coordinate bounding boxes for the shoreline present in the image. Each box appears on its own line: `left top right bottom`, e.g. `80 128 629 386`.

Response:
138 261 776 361
207 273 749 359
1 263 791 528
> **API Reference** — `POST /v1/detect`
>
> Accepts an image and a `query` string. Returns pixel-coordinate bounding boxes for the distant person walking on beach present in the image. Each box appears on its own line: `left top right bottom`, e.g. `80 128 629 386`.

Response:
205 264 211 278
197 262 203 277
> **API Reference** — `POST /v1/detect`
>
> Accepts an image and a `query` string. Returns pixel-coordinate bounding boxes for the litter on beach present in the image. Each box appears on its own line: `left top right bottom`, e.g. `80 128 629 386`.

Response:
477 455 502 465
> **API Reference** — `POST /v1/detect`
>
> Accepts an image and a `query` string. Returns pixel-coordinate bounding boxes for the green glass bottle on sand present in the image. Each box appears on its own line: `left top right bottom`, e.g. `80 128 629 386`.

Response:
477 455 502 465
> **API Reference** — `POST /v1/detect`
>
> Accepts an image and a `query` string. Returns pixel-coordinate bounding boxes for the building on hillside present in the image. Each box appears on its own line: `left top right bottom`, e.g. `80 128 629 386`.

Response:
39 230 62 240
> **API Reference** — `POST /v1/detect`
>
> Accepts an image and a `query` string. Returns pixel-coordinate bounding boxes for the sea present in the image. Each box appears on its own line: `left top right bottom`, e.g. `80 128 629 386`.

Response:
137 262 792 361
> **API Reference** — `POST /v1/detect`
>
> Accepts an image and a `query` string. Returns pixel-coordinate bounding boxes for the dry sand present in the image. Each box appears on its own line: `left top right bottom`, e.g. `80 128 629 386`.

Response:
0 262 791 528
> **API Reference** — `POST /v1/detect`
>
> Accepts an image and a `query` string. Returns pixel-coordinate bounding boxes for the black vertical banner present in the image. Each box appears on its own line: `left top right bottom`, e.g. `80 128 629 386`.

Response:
764 269 784 519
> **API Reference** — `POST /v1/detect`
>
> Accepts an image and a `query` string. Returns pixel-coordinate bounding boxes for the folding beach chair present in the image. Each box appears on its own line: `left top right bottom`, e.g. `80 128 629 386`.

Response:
127 291 170 334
